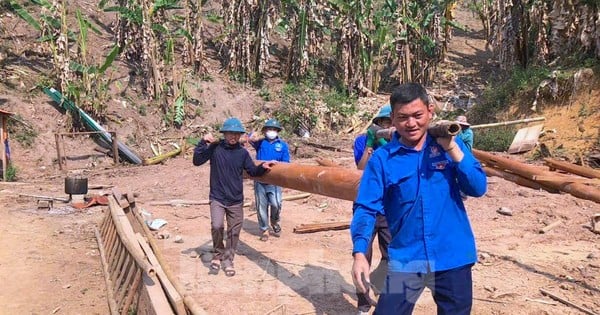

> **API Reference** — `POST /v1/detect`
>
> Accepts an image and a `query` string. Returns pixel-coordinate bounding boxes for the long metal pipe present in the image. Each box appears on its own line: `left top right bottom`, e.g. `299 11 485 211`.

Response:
252 163 362 201
474 149 600 203
544 158 600 179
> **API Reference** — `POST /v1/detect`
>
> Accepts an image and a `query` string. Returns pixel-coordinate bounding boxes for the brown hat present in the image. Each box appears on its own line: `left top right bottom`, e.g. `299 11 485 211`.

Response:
456 115 470 126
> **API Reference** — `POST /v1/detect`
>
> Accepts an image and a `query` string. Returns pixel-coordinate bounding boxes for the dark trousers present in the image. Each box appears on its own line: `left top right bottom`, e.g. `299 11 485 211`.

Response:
374 263 474 315
357 215 391 312
209 200 244 267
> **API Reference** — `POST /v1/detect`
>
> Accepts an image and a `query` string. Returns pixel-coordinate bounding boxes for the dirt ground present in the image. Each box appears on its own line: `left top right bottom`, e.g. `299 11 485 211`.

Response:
1 2 600 315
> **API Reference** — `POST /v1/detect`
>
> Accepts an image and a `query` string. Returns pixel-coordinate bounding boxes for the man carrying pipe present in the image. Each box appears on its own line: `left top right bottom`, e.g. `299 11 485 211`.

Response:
352 105 393 314
351 83 487 314
193 117 276 277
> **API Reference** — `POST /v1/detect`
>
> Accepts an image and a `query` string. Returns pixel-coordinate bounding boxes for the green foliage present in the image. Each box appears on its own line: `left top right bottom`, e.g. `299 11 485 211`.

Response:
4 163 18 182
473 127 515 152
322 89 356 117
138 104 147 116
9 0 41 30
470 65 551 123
258 87 271 101
578 102 589 118
173 96 185 126
205 10 222 23
276 80 319 134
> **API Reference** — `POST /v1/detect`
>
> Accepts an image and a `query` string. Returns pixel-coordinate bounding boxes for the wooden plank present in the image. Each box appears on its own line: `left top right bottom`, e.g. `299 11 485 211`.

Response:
507 124 544 154
293 221 350 234
137 234 186 315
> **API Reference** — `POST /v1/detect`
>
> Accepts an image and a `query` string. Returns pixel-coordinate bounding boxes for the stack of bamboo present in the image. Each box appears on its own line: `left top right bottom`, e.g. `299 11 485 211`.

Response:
474 149 600 204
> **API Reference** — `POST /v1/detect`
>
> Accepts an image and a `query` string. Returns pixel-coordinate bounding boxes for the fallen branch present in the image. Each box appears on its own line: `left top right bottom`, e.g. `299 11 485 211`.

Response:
293 221 350 234
540 288 599 315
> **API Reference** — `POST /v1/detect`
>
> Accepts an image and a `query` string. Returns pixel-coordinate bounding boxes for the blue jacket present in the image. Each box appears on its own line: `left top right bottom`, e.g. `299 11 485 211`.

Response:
353 134 387 166
351 133 487 273
193 140 268 206
251 138 290 162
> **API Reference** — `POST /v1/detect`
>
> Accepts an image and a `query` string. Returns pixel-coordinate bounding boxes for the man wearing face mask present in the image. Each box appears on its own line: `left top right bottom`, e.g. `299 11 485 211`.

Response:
249 119 291 241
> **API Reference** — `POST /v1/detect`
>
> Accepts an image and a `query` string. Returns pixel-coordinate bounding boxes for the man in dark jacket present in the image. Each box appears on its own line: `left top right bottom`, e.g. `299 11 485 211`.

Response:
193 117 275 277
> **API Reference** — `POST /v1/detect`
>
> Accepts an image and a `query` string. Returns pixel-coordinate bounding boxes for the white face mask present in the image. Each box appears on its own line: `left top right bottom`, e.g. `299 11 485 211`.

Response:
265 130 278 140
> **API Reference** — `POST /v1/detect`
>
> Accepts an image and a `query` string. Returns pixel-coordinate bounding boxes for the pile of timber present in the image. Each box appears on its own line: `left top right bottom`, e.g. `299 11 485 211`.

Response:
474 149 600 204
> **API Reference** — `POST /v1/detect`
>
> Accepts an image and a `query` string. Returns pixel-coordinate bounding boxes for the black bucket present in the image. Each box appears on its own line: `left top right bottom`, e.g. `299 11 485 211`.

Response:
65 176 88 195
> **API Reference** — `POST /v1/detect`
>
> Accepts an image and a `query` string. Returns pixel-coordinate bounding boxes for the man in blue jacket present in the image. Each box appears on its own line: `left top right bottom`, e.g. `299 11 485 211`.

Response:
249 118 290 241
193 117 275 277
352 105 393 314
351 83 487 314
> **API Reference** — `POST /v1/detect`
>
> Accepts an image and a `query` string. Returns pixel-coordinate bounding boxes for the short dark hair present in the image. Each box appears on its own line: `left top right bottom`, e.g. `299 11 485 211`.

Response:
389 83 430 112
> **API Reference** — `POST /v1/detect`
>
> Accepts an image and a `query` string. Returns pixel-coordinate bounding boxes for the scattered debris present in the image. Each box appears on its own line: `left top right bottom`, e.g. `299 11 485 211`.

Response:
174 235 184 243
524 297 558 305
148 219 168 231
592 213 600 234
157 231 170 239
539 220 562 234
497 207 513 216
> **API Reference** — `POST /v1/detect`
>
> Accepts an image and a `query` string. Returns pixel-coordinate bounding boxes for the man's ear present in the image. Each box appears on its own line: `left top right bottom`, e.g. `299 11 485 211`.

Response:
427 104 435 120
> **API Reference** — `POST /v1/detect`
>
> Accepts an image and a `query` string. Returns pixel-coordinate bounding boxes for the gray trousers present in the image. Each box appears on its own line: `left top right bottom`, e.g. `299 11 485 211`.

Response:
210 200 244 267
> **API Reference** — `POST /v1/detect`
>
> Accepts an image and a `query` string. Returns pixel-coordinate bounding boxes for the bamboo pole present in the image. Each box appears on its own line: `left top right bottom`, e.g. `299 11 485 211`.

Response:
470 117 545 129
131 207 208 315
108 196 156 277
94 227 119 315
474 149 600 203
251 162 362 201
544 158 600 179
